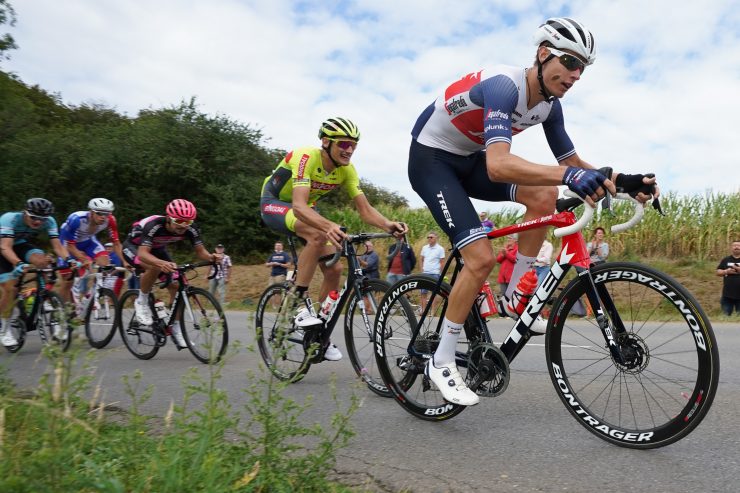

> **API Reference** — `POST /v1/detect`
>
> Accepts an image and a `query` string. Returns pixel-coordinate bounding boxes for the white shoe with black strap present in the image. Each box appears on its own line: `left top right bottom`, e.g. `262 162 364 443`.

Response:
425 359 479 406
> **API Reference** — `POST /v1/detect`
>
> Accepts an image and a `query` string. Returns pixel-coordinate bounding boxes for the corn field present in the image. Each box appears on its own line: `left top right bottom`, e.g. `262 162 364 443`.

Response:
326 191 739 262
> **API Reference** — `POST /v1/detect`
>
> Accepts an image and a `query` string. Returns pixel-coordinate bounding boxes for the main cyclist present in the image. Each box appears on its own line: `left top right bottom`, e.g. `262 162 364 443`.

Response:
408 18 658 405
121 199 221 349
56 198 124 306
0 198 78 346
260 117 407 361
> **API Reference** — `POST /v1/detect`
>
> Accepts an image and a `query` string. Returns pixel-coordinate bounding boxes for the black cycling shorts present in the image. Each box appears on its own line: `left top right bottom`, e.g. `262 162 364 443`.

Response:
408 139 516 249
121 240 172 272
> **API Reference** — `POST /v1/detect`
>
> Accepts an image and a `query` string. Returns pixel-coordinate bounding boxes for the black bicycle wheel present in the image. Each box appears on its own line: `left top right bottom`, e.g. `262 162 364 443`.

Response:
177 287 228 364
374 275 469 421
38 292 72 351
546 262 719 449
255 283 311 382
3 305 27 353
84 287 119 349
345 279 398 397
117 289 160 360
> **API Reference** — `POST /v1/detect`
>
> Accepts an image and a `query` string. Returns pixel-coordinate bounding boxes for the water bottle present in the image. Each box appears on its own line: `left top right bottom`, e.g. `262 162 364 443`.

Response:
477 281 496 318
319 290 339 319
23 288 36 313
154 300 168 320
510 270 539 315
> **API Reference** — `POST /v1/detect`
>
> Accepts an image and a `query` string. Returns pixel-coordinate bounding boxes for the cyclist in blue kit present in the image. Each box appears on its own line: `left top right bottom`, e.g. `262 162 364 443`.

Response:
408 18 659 405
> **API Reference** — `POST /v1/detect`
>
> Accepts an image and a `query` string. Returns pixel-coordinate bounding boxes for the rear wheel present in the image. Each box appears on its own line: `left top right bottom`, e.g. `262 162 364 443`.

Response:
546 262 720 449
39 292 72 351
373 275 468 421
255 284 311 382
85 287 118 348
178 287 228 364
117 290 160 360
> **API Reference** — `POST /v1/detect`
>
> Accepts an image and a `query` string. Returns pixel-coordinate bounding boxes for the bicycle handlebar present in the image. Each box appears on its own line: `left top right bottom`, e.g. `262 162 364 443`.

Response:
323 231 402 268
553 191 644 238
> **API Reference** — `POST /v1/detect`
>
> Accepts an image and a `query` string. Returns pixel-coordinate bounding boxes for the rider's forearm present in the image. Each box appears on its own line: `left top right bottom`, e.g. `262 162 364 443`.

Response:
486 146 569 185
293 203 335 232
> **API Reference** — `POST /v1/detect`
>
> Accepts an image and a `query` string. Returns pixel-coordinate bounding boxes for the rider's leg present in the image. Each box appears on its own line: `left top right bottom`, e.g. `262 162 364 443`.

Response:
316 245 342 302
293 220 328 292
505 185 557 300
434 238 495 366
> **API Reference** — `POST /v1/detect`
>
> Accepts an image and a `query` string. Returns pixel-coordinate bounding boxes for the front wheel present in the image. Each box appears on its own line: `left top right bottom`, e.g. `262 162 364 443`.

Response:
178 287 228 364
85 287 119 348
345 279 400 397
255 283 311 382
546 262 720 449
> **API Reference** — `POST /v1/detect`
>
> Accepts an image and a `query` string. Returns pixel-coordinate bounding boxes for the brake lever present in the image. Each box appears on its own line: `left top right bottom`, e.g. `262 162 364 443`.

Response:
652 197 665 216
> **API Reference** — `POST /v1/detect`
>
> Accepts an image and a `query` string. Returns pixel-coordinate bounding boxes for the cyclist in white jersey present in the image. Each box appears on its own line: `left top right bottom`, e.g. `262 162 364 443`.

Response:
409 18 659 406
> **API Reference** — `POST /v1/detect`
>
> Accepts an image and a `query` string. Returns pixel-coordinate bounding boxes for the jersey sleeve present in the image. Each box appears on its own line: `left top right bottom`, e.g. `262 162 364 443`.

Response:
542 99 576 162
472 75 519 147
186 225 204 247
342 164 364 199
0 212 17 238
45 217 60 238
60 214 80 243
107 215 120 242
290 151 314 189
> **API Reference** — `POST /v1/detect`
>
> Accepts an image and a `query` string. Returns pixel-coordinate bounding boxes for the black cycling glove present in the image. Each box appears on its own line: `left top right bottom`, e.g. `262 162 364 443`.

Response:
615 173 664 215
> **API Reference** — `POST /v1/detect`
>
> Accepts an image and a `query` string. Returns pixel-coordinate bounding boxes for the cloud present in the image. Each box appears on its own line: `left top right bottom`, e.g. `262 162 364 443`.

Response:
4 0 739 212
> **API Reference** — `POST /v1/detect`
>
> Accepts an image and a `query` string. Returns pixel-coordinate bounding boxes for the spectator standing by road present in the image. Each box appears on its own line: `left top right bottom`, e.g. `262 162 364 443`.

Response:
386 241 416 284
479 211 494 233
496 234 518 296
359 240 380 279
265 241 292 286
586 226 609 264
420 232 446 311
208 243 232 305
716 240 740 316
533 239 553 285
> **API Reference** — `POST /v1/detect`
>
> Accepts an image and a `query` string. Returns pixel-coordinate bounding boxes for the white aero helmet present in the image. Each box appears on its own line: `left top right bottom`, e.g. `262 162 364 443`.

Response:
534 17 596 66
88 197 115 213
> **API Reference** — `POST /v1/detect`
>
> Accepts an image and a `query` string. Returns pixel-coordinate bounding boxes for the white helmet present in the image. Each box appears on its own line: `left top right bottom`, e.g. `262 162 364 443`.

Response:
534 17 596 65
88 197 115 213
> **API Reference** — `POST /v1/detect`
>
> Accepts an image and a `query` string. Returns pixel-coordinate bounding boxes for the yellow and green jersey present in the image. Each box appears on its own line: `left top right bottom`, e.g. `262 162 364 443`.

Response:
261 147 363 206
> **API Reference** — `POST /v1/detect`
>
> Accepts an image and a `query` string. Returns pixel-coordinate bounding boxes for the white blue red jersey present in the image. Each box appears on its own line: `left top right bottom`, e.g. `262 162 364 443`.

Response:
60 211 120 245
411 65 576 161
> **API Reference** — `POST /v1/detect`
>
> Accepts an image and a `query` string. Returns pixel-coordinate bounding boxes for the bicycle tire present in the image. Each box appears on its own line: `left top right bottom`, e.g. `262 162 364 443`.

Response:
546 262 719 449
84 287 119 349
344 279 402 398
255 283 311 382
3 305 27 353
373 275 469 421
39 292 72 351
178 287 228 364
117 289 160 360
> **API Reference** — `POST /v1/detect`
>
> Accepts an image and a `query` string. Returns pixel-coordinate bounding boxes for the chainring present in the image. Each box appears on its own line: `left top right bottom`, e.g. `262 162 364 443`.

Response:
465 343 510 397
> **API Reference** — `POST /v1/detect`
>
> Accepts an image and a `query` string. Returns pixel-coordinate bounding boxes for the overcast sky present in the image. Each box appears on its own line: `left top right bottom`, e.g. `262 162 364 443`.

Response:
4 0 739 211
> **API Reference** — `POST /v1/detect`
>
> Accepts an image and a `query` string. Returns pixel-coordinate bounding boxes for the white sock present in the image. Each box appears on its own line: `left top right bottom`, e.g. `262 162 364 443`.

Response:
433 318 464 367
505 253 536 300
137 291 150 305
0 318 6 332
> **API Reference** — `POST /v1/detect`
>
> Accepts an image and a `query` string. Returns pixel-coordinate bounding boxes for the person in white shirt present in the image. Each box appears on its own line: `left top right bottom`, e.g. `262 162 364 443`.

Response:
420 232 446 311
533 239 553 285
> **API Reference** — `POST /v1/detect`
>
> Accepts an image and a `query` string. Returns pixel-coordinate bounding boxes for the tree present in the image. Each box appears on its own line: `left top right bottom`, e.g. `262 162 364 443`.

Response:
0 0 17 61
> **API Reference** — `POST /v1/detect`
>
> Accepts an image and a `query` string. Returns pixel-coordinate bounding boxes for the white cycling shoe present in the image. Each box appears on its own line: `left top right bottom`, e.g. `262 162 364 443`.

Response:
425 359 479 406
324 343 343 361
294 307 323 328
497 297 548 335
134 299 154 326
0 327 18 347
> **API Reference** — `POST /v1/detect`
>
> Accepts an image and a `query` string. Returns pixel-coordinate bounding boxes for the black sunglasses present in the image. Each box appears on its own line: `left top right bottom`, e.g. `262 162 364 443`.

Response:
548 47 586 73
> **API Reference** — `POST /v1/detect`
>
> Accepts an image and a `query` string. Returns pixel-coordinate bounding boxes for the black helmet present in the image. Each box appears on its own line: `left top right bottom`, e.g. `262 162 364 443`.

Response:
25 197 55 217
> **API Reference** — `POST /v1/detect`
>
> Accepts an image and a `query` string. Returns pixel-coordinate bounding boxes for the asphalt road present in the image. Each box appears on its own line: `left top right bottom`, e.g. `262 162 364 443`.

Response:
2 313 739 493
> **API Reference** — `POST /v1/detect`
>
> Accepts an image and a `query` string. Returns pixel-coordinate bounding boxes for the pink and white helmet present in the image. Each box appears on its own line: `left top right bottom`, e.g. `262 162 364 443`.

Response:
533 17 596 65
166 199 197 220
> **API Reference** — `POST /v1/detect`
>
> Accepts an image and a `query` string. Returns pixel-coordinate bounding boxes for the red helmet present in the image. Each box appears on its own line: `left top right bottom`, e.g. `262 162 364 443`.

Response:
166 199 197 220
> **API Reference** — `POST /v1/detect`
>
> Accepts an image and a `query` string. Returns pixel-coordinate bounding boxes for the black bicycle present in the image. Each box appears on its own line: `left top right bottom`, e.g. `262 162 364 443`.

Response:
70 264 128 349
3 266 71 353
117 261 228 364
255 231 409 396
373 193 719 449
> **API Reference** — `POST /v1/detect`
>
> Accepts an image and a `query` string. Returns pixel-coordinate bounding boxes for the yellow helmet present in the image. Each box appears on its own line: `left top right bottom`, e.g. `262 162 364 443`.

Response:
318 117 360 141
